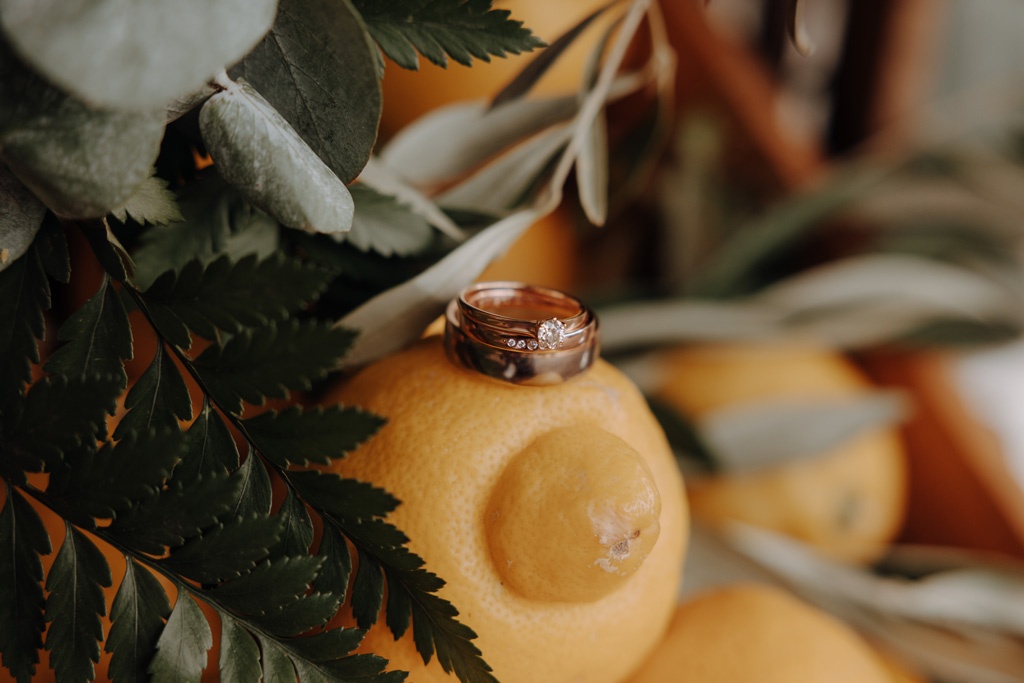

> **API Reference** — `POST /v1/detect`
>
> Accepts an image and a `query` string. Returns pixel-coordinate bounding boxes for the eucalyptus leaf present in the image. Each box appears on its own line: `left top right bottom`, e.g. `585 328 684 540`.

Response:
0 0 278 110
358 157 465 241
0 163 45 271
576 107 608 225
230 0 381 184
199 80 355 235
0 48 165 218
697 392 909 473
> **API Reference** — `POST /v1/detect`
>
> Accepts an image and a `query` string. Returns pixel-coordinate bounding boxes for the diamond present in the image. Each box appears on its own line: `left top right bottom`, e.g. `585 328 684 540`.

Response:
516 339 527 349
527 340 539 351
506 339 516 348
537 318 566 349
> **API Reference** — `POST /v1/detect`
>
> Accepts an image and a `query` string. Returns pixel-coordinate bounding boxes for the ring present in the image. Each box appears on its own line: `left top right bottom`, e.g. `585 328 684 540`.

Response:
444 281 600 385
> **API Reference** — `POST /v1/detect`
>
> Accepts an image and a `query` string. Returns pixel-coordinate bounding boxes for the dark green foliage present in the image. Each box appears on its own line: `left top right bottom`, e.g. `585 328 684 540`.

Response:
44 276 132 390
160 514 284 584
44 524 112 683
105 559 173 683
273 489 315 558
229 453 275 518
148 593 213 683
219 619 262 683
113 344 193 440
208 555 324 615
354 0 545 69
193 320 357 415
0 485 51 683
175 399 240 485
242 405 386 468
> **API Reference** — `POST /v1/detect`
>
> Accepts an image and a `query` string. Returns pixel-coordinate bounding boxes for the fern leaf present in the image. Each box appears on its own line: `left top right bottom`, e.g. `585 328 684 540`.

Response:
242 404 385 468
175 398 239 485
148 593 212 683
353 0 545 69
229 452 274 518
44 524 112 683
219 618 262 683
0 486 51 683
160 514 284 584
193 320 356 415
142 253 334 341
105 558 172 683
208 555 324 615
273 489 315 558
113 344 193 440
44 276 132 391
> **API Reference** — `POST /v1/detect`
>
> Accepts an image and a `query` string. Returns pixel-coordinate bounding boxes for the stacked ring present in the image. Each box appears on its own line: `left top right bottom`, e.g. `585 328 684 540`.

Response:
444 281 600 385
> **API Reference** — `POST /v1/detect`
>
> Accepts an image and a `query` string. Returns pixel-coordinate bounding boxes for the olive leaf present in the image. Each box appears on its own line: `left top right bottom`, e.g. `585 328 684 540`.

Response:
0 0 278 110
230 0 381 184
199 79 355 235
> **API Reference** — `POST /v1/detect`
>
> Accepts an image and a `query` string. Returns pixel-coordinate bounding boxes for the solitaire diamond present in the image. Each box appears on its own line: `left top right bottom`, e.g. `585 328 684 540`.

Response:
537 318 566 349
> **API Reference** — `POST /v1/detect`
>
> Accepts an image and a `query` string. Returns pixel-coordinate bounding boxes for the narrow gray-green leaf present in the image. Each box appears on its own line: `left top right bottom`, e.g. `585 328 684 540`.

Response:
200 80 354 234
110 174 184 226
785 0 815 57
219 619 261 683
0 162 45 271
106 559 173 683
698 392 909 473
44 524 112 683
149 593 213 683
230 0 381 184
576 107 608 225
0 0 278 110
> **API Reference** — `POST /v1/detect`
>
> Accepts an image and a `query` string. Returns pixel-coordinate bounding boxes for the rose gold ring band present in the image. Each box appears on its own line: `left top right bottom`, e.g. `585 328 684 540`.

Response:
444 281 600 385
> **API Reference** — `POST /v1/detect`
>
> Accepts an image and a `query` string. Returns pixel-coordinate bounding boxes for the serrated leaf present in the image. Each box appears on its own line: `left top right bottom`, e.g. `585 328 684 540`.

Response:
46 429 185 521
132 175 280 291
273 490 314 558
341 184 434 257
175 399 239 486
0 0 277 110
44 277 131 389
0 486 51 683
79 220 134 284
283 628 366 664
1 375 121 482
142 253 333 341
219 618 261 683
314 524 352 603
0 222 50 405
247 592 341 637
148 592 212 683
0 43 165 218
107 471 239 555
352 552 385 630
287 471 399 523
230 453 274 519
259 635 298 682
353 0 544 69
113 345 193 441
294 653 406 682
161 514 283 584
105 558 173 683
110 174 184 226
193 320 355 415
199 80 355 235
230 0 381 184
208 555 323 615
44 524 112 683
0 162 46 272
243 405 385 468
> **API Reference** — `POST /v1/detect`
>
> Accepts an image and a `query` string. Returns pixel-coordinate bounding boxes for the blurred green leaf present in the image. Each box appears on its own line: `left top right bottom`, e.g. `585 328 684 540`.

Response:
231 0 381 184
199 80 355 235
0 0 277 110
343 184 435 257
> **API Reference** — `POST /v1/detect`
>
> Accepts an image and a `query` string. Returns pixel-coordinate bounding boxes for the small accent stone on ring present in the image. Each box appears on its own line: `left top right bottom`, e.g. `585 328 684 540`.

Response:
537 318 566 349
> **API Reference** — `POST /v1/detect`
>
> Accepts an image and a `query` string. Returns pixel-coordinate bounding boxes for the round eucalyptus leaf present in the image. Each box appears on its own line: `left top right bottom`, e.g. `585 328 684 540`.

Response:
200 80 354 235
0 47 166 218
0 163 45 271
230 0 380 183
0 0 278 110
